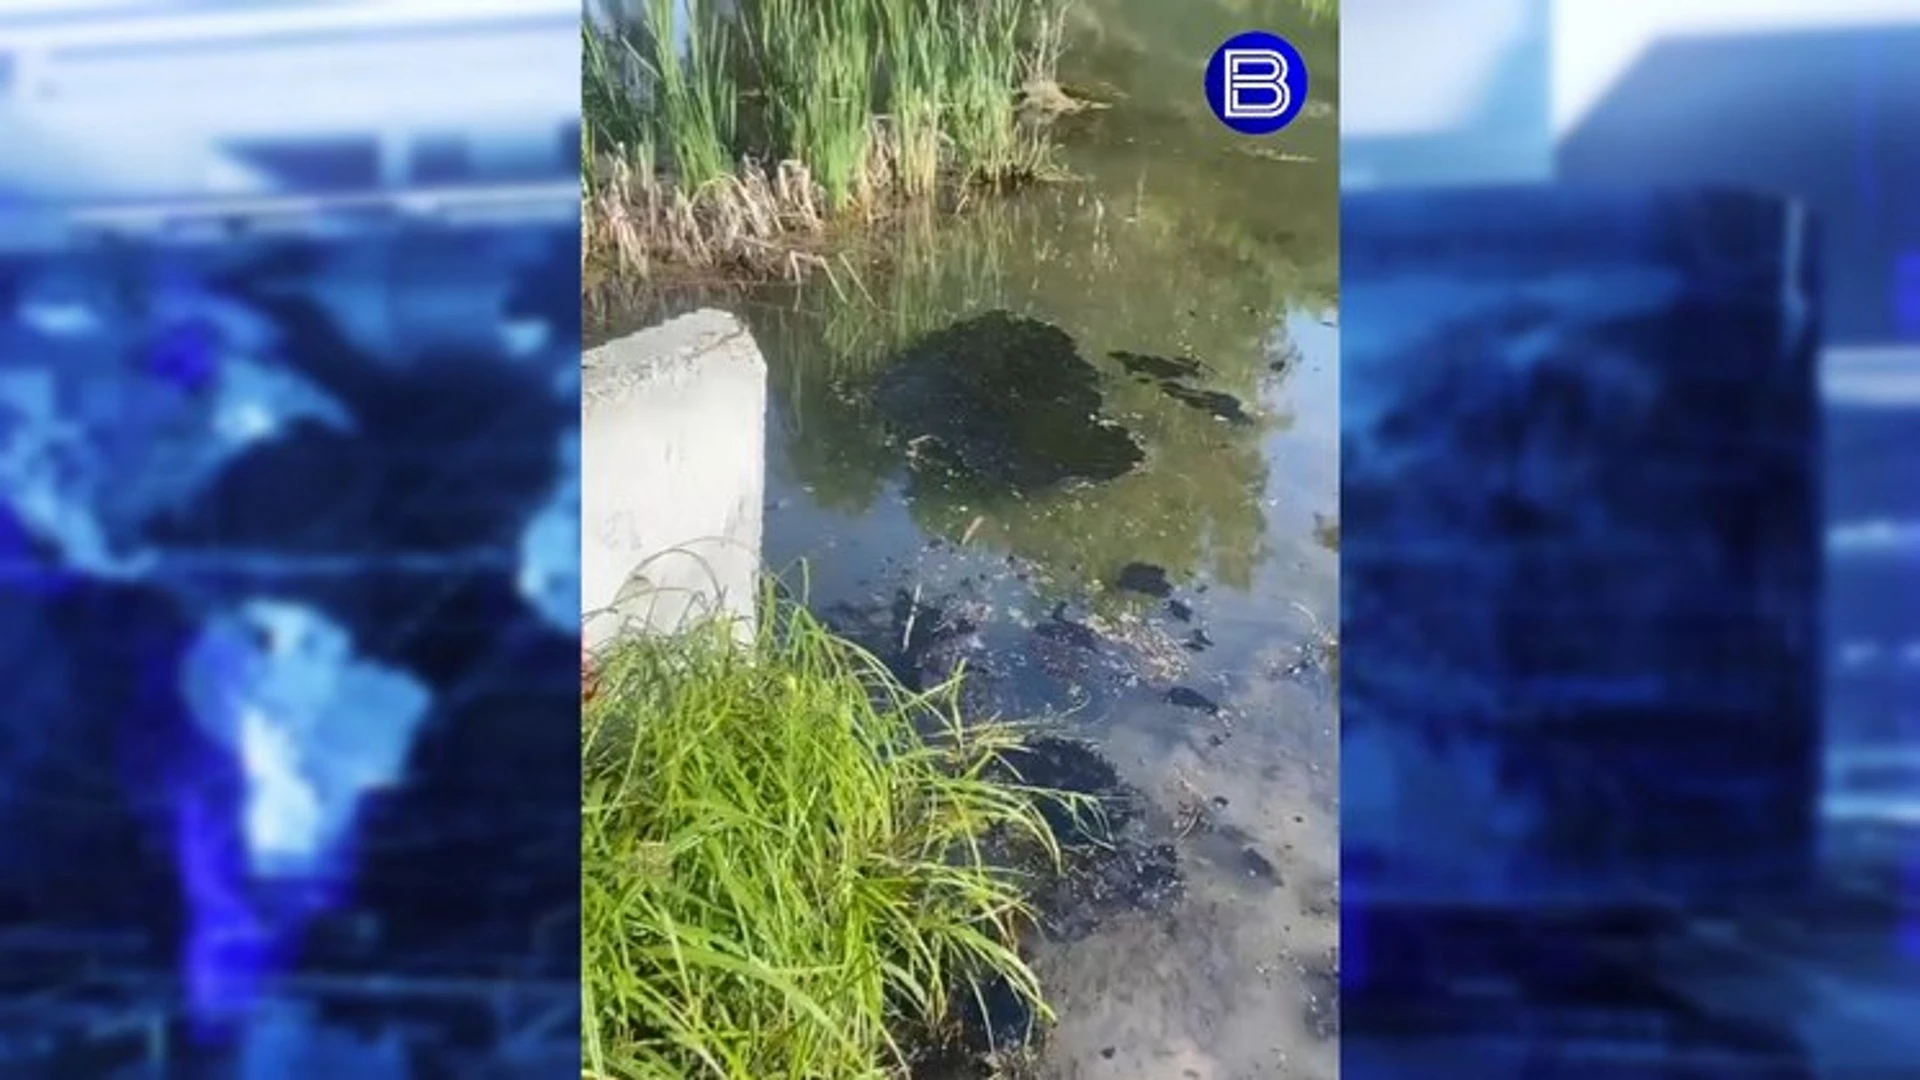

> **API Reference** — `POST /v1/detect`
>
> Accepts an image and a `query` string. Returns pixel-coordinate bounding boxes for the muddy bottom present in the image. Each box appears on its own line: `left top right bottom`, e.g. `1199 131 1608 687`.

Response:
1008 738 1187 945
915 736 1185 1079
825 558 1338 1080
1037 657 1337 1080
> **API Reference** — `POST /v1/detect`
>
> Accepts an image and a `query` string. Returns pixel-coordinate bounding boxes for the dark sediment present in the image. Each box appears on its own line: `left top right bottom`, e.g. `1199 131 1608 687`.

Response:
822 589 986 692
1113 561 1172 597
919 737 1183 1075
994 737 1183 940
1110 349 1254 424
1110 349 1203 381
1159 381 1254 424
875 312 1144 494
1238 847 1282 886
1033 603 1101 652
813 582 1200 1075
1165 686 1219 715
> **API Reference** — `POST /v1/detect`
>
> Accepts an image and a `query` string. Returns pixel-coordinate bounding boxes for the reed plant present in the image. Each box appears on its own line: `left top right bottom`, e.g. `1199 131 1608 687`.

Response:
581 592 1074 1079
941 0 1047 182
743 0 879 210
875 0 948 199
582 0 1068 280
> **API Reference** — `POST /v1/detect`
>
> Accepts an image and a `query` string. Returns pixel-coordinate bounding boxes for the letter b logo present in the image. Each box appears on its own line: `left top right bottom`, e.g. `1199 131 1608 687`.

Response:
1225 50 1290 119
1206 32 1310 135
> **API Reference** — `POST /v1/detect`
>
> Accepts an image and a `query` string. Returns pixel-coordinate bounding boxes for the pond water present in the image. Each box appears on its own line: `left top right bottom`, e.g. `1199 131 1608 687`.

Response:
593 2 1339 1076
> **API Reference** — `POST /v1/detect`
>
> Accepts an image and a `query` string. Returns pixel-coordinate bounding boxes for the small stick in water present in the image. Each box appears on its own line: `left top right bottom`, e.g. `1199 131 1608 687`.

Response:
900 583 923 652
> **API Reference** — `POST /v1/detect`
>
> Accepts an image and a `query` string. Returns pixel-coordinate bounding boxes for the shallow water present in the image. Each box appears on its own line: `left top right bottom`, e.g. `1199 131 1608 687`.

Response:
596 2 1340 1075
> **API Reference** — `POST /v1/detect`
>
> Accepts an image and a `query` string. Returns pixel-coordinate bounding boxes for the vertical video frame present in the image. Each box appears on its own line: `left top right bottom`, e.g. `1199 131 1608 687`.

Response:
579 0 1341 1076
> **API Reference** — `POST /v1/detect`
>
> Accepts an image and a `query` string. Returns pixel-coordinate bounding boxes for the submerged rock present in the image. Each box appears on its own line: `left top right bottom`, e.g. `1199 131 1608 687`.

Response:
875 312 1144 493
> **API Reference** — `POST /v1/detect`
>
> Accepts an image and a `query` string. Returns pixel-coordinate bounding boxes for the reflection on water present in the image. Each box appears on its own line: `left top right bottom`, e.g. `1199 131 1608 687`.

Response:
595 2 1338 1075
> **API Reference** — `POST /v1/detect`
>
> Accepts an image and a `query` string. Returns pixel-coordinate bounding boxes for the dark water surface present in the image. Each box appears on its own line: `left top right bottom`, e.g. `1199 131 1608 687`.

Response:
594 3 1339 1075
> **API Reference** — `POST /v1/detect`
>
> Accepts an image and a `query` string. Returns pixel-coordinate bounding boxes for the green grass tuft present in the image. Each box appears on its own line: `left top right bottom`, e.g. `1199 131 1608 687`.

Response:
582 591 1073 1079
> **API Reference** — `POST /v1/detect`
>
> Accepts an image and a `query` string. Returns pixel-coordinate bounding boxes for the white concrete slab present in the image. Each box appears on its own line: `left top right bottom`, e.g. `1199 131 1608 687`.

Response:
581 309 765 651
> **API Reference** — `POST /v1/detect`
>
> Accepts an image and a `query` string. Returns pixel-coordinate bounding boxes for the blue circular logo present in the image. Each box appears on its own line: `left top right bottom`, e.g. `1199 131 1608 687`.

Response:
1205 31 1309 135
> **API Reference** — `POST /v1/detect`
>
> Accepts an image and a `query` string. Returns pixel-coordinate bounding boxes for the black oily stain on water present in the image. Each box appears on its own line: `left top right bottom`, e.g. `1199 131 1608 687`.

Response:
989 737 1183 937
1110 349 1256 425
917 737 1184 1077
874 312 1145 492
1114 561 1173 597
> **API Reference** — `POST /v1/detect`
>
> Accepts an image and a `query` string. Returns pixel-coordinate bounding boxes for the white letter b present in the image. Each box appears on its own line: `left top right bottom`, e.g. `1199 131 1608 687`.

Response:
1223 49 1289 119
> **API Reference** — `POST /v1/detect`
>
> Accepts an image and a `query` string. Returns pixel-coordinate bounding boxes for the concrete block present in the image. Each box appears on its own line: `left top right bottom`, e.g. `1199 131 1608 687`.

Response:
581 309 765 651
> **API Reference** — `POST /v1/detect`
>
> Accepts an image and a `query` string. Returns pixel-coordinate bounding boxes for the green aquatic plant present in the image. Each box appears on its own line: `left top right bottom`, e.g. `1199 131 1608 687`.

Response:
940 0 1047 182
623 0 738 190
581 590 1074 1079
876 0 950 199
583 0 1067 278
753 0 884 209
582 24 640 175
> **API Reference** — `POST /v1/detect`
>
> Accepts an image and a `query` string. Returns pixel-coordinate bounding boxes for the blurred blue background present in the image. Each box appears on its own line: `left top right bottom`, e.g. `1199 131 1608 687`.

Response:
1343 1 1920 1076
1342 0 1551 187
0 2 581 1075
